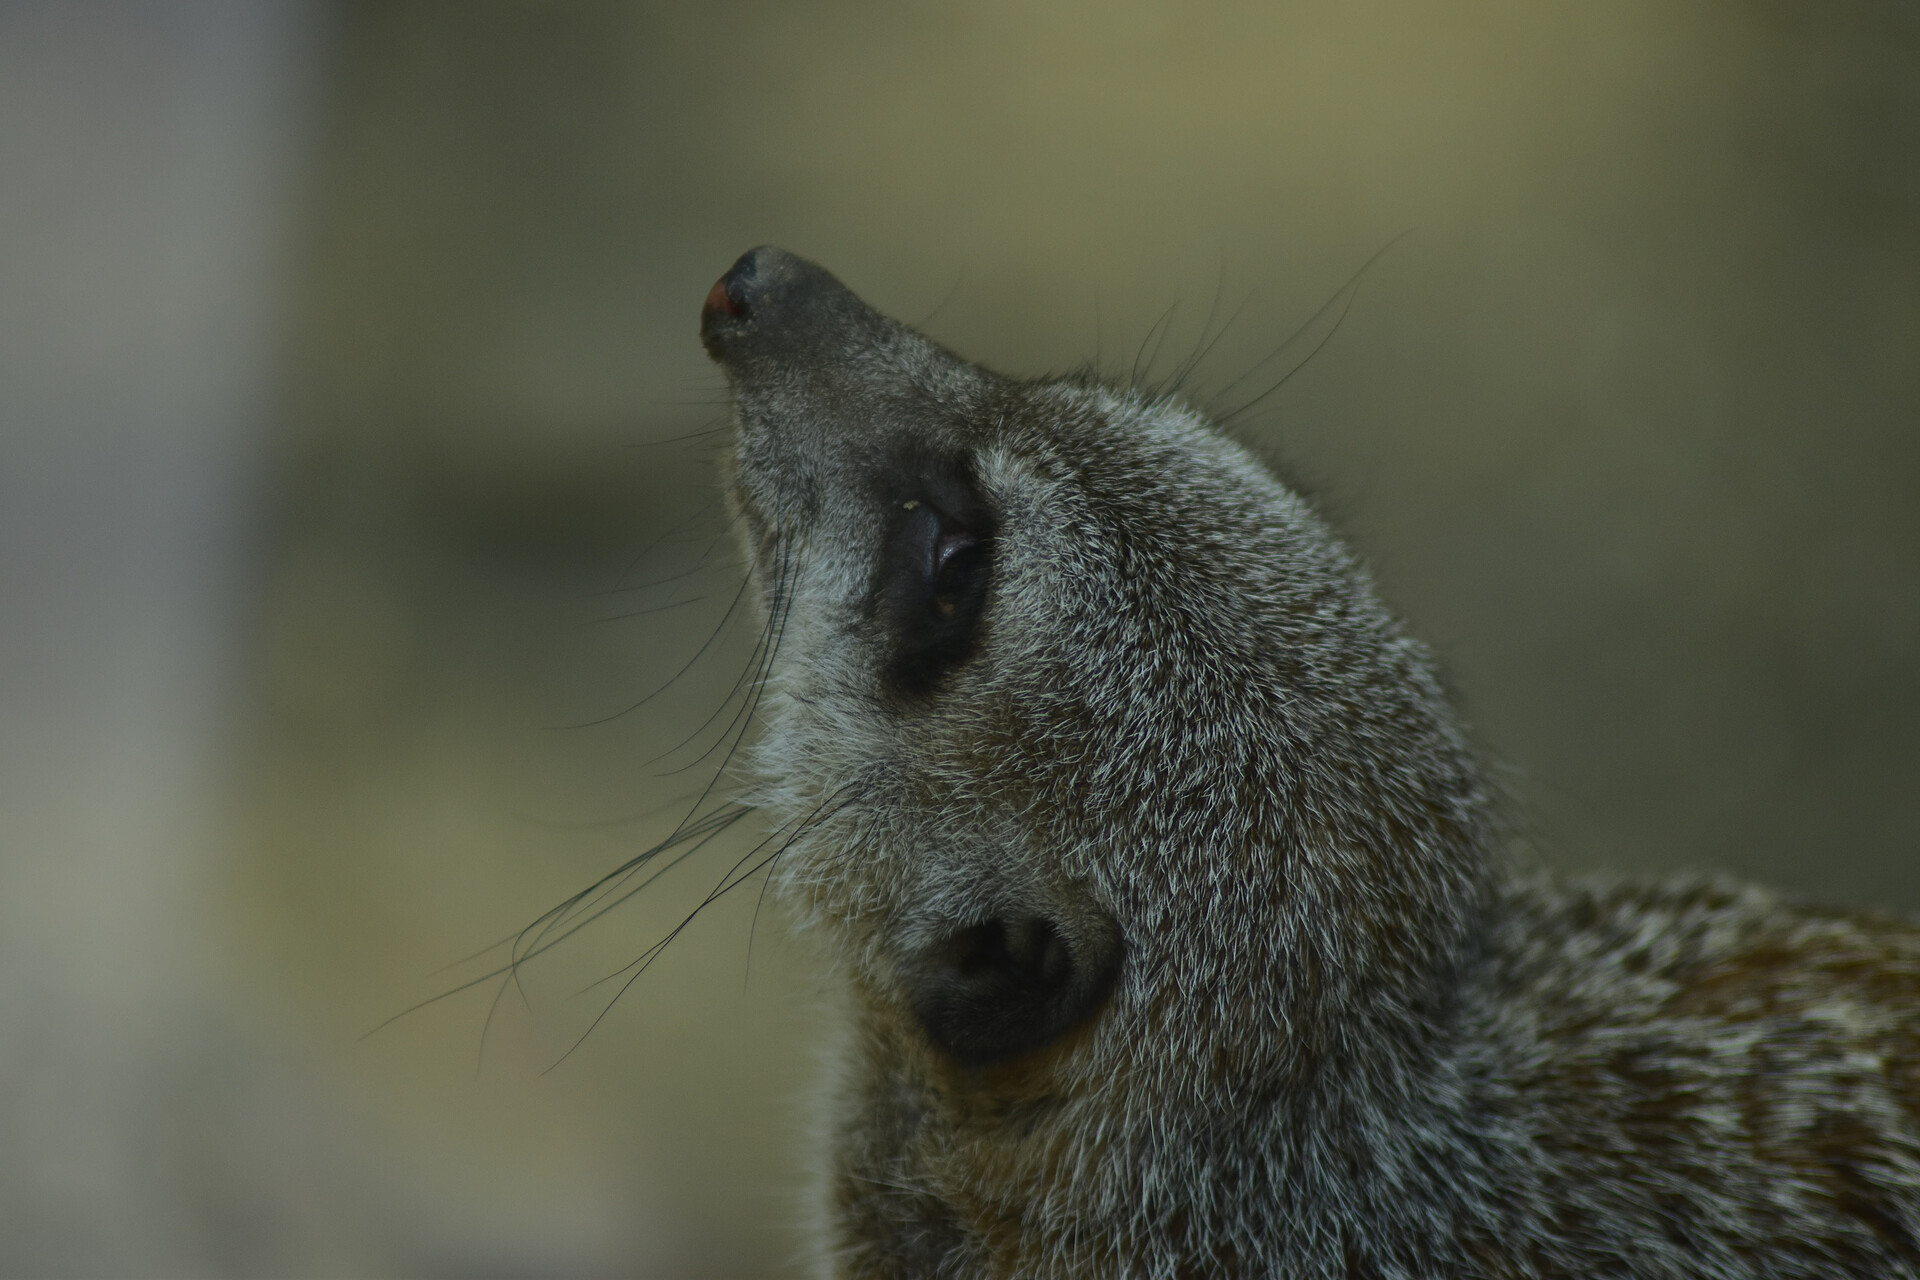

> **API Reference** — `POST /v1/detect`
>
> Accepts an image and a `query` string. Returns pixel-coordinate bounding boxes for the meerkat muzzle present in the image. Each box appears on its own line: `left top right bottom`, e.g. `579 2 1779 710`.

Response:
697 244 894 371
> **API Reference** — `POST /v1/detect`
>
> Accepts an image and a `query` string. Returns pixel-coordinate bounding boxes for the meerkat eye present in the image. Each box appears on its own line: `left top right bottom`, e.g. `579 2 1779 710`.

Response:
874 488 993 695
930 527 985 616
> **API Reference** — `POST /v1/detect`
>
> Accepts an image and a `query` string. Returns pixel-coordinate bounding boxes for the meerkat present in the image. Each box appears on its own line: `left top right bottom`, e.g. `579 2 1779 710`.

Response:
695 246 1920 1279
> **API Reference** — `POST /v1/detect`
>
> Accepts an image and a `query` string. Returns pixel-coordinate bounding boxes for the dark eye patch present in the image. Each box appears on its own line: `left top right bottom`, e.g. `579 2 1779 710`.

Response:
872 462 994 696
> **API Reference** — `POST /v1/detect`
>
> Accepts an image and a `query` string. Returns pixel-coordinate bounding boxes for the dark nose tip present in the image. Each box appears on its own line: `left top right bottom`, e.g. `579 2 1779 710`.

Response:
701 250 759 323
698 246 872 364
699 246 794 357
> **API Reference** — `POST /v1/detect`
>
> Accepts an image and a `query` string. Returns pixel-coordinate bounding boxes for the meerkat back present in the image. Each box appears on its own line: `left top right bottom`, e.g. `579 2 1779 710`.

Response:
696 247 1920 1279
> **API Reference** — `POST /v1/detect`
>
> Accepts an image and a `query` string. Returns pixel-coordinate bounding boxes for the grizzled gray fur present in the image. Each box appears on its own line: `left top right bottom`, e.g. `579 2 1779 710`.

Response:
697 246 1920 1279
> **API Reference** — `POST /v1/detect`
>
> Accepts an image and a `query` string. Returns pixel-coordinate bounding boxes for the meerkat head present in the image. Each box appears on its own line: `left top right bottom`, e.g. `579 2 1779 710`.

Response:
701 247 1493 1105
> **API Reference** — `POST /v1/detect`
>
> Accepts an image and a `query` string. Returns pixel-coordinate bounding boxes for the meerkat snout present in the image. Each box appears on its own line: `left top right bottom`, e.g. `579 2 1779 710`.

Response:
695 247 1920 1278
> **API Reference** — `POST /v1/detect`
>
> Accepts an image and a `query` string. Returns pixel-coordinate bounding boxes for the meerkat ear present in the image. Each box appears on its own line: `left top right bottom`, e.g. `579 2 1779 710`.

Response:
905 912 1123 1068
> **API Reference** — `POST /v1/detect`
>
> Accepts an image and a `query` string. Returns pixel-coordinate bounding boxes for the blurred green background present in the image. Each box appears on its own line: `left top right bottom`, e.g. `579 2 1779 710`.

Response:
6 1 1917 1275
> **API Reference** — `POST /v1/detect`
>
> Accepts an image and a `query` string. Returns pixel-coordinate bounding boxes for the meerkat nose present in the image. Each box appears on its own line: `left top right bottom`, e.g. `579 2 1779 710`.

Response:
699 245 797 355
698 246 887 367
702 274 745 320
702 245 770 324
